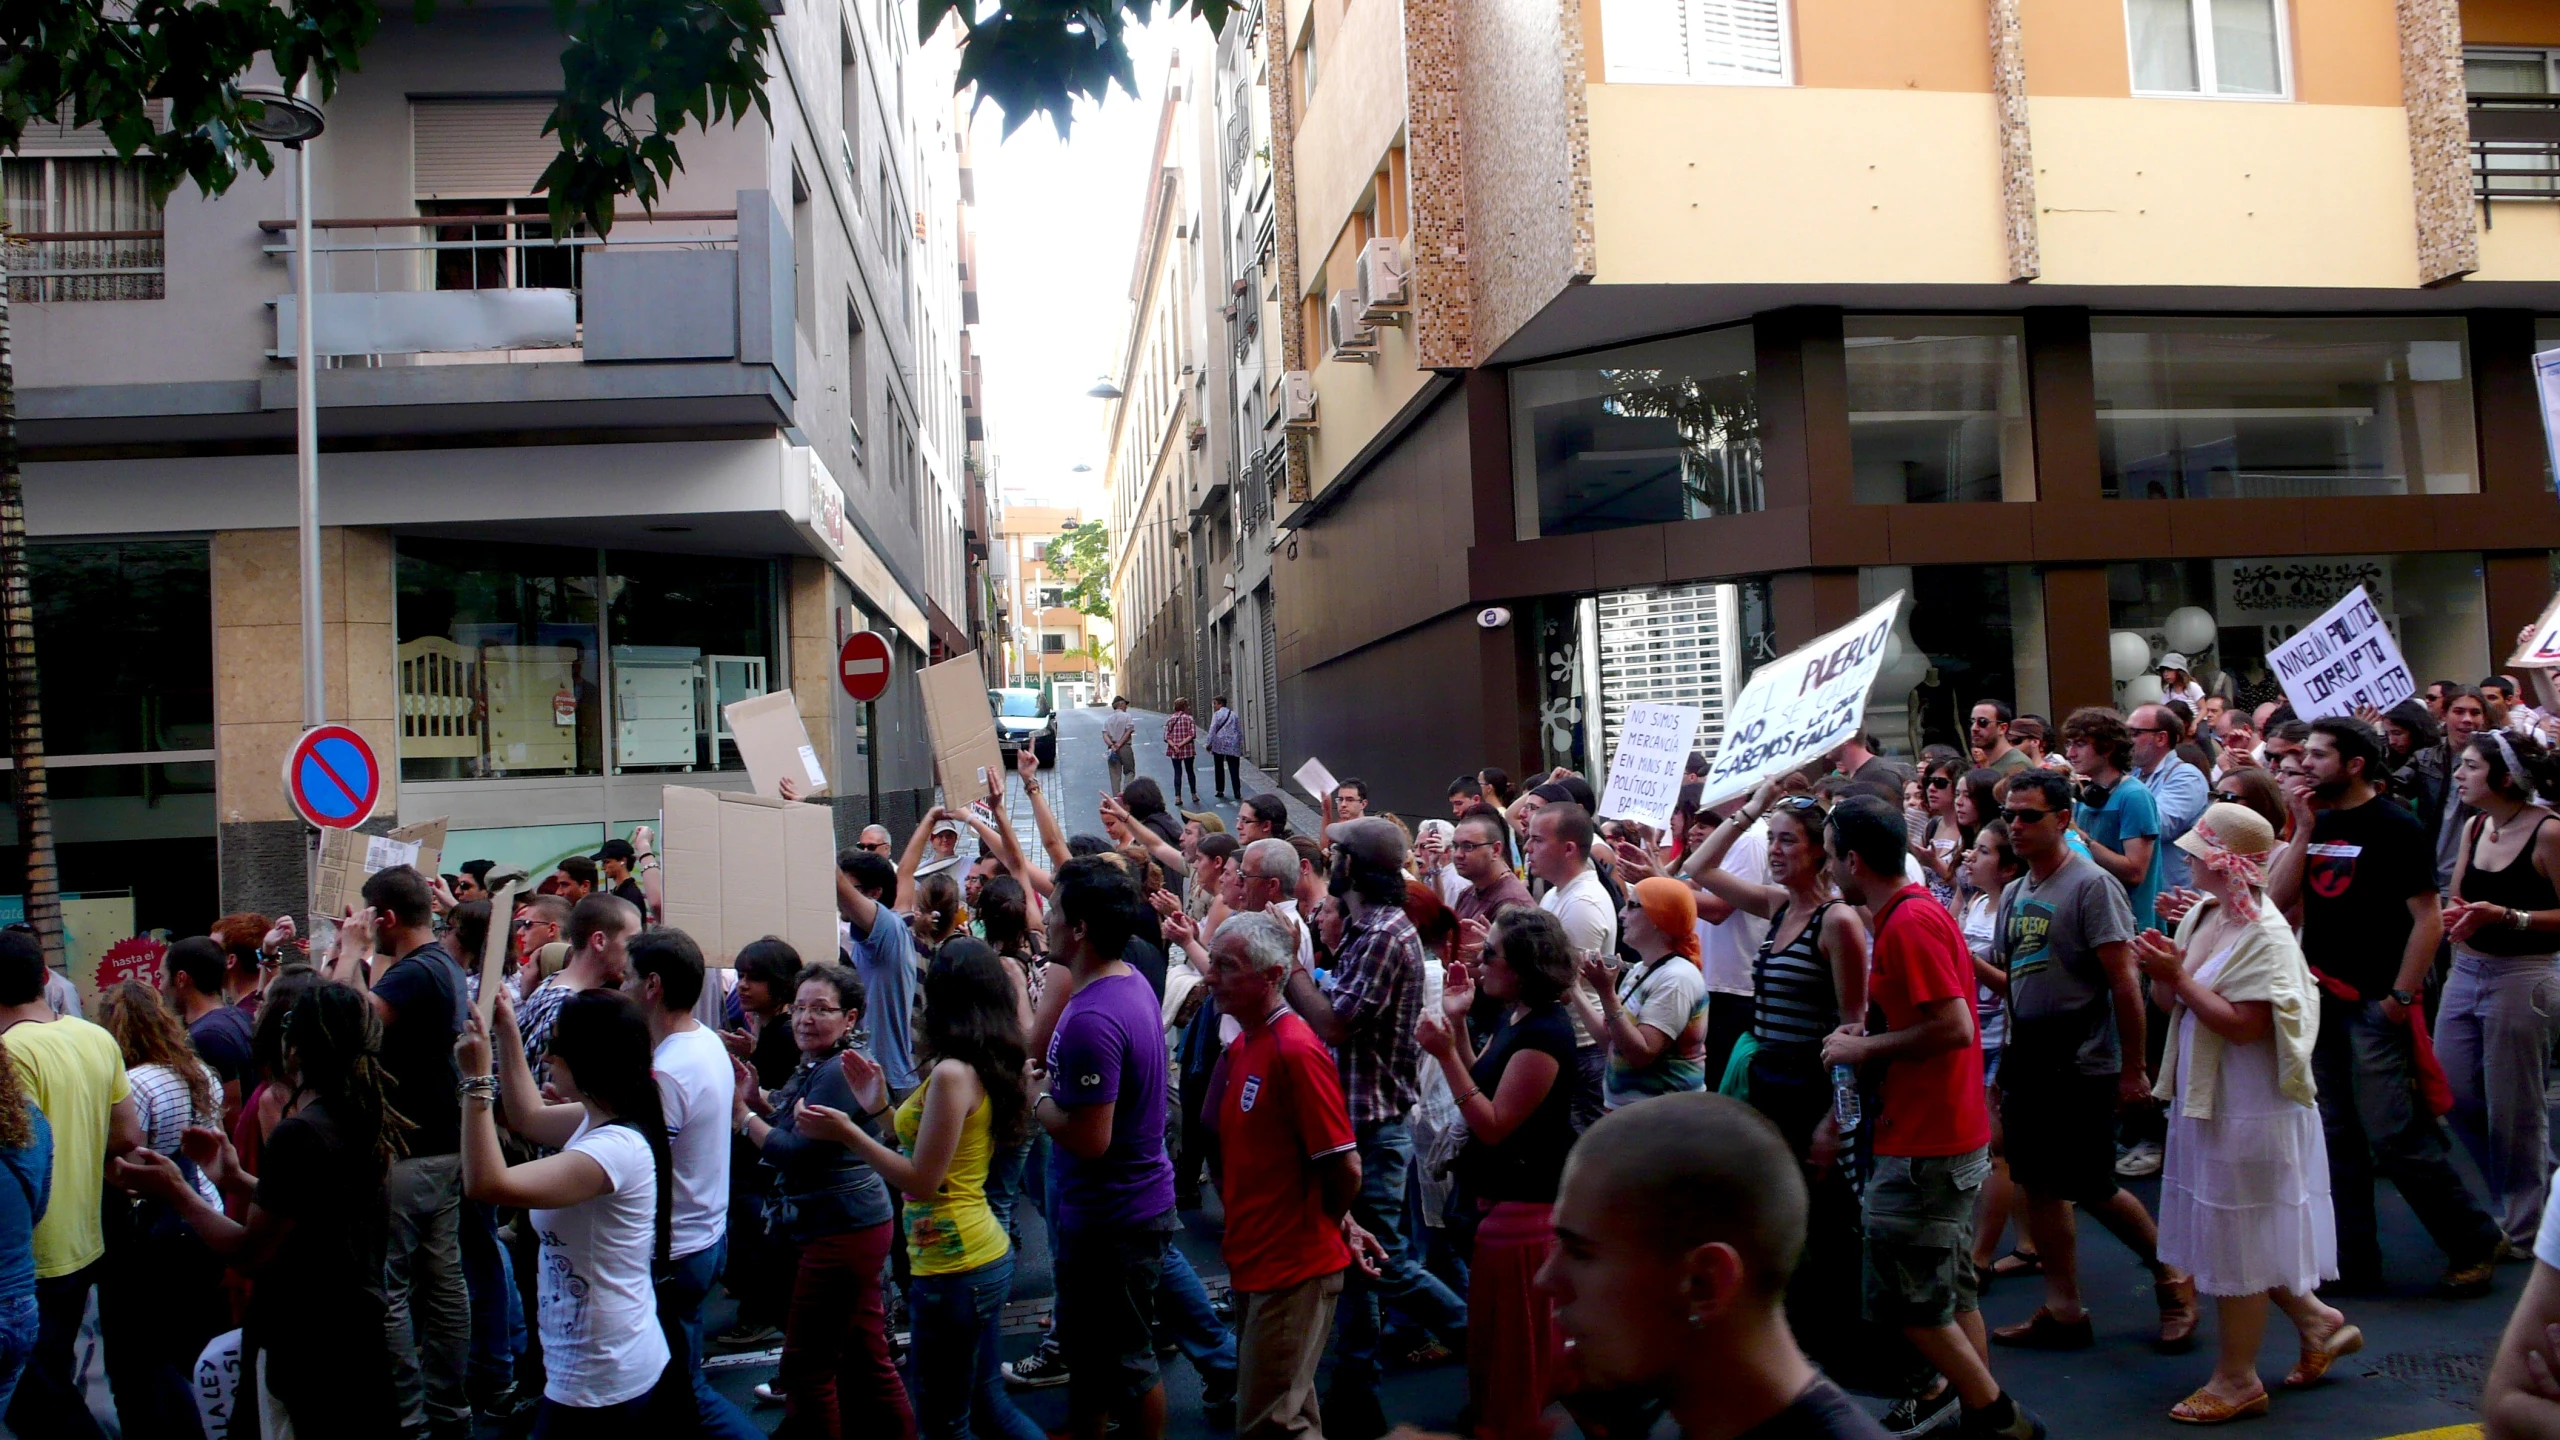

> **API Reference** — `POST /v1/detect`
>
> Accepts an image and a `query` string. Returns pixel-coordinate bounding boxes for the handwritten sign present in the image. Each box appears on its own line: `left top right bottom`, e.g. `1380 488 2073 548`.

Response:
2266 584 2414 720
1597 703 1701 835
1698 592 1906 808
1292 756 1340 807
2512 589 2560 670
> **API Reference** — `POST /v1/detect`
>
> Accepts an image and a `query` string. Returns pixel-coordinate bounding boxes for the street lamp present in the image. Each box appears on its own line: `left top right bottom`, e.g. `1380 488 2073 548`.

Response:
1086 376 1124 400
242 86 329 730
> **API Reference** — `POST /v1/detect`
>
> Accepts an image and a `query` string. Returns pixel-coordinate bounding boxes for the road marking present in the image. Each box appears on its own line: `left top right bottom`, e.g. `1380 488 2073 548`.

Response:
2375 1427 2482 1440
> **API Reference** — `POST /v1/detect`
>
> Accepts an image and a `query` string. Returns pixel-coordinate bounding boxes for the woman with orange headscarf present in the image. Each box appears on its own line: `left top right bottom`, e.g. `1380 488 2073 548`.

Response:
1563 876 1711 1110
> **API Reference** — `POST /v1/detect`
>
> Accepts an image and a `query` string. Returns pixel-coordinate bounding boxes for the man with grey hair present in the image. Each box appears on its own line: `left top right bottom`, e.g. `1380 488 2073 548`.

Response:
1240 837 1314 971
1204 911 1377 1440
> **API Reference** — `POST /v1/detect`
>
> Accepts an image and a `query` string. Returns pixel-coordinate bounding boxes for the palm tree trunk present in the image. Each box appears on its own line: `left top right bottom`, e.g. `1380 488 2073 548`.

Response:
0 253 64 969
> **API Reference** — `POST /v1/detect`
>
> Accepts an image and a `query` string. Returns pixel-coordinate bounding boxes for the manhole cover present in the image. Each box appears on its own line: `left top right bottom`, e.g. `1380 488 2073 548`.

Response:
2364 1344 2490 1411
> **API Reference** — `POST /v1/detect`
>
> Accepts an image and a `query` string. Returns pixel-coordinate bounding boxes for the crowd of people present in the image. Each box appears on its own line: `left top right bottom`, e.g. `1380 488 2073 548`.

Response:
22 671 2560 1439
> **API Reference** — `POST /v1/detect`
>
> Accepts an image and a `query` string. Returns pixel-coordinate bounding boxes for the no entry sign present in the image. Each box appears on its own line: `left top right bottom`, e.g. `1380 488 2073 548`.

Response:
839 631 892 703
283 724 382 830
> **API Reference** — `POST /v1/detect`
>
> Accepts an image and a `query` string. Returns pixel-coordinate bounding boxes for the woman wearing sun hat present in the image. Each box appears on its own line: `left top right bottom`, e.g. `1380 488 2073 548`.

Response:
2136 802 2358 1424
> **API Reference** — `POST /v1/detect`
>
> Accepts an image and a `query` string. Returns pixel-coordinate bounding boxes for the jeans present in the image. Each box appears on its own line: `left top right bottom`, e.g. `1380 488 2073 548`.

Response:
1335 1121 1469 1393
385 1152 471 1437
461 1200 526 1395
907 1256 1045 1440
1213 753 1242 797
2437 951 2560 1247
1169 756 1199 800
6 1262 105 1440
657 1239 764 1440
1157 1244 1237 1389
0 1291 40 1424
2314 992 2503 1279
782 1222 916 1440
986 1135 1033 1246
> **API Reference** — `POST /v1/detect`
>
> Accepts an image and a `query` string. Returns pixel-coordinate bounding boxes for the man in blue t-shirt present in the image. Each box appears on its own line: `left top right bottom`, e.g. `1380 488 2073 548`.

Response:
2062 706 2162 928
835 849 918 1093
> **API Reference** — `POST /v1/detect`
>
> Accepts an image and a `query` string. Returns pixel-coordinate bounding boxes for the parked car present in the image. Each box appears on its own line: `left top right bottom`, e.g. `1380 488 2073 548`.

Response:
988 687 1058 768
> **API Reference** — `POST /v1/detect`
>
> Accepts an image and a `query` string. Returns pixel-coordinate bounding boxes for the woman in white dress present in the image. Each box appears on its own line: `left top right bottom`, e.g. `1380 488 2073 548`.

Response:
2136 802 2358 1423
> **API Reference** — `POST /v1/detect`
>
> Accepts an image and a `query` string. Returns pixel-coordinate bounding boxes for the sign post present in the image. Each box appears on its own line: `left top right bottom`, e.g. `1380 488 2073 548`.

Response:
840 632 893 827
281 724 382 830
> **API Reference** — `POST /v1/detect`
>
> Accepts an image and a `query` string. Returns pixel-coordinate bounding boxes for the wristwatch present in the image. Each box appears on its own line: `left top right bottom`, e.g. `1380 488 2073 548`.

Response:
2390 988 2418 1007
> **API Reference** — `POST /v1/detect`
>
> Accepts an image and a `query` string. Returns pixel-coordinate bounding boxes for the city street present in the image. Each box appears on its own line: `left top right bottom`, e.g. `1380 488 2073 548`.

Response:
687 707 2522 1440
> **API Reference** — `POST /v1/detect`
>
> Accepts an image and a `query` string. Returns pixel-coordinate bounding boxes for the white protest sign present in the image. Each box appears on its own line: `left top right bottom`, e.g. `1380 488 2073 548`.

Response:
1698 591 1906 808
364 834 421 872
2536 349 2560 497
1292 756 1340 806
2266 584 2415 721
1596 703 1700 835
2512 589 2560 670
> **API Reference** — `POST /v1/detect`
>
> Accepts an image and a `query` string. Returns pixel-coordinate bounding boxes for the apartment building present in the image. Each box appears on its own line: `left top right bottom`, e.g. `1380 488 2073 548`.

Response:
6 2 990 930
998 501 1113 706
1256 0 2560 816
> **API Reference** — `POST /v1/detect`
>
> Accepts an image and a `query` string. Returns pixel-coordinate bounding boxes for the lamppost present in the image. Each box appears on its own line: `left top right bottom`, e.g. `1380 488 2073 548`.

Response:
241 86 328 729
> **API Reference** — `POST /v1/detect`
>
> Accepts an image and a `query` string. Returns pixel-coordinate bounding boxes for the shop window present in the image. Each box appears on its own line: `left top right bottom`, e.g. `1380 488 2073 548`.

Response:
2092 318 2478 500
2127 0 2286 99
1845 317 2034 504
1509 324 1761 539
1857 565 2049 759
1535 578 1776 776
397 540 779 782
2105 553 2487 713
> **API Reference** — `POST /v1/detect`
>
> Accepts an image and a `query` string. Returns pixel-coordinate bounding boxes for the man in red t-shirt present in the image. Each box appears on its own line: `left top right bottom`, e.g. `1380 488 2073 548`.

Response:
1819 798 2042 1440
1206 910 1378 1440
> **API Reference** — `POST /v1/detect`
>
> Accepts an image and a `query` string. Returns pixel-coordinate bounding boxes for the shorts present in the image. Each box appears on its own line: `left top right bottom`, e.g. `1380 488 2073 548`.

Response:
1054 1211 1178 1420
1981 1045 2003 1088
1999 1067 2122 1207
1863 1148 1991 1329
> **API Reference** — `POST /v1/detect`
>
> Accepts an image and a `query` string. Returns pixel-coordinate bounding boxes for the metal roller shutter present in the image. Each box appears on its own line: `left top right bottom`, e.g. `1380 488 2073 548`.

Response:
412 98 560 199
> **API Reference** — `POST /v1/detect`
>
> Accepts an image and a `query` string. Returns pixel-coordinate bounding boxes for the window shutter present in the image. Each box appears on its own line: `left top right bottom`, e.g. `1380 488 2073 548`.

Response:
412 98 560 199
1603 0 1693 84
16 100 168 156
1691 0 1788 83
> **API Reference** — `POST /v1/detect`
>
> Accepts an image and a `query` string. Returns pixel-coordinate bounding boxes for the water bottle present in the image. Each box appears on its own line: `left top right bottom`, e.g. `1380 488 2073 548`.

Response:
1830 1063 1862 1135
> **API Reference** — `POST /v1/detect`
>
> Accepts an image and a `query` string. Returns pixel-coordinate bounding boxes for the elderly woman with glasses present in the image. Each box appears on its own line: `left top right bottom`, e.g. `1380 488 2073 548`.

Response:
730 963 913 1440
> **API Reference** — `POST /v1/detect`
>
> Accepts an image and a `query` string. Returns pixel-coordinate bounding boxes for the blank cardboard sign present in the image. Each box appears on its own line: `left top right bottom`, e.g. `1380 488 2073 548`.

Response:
657 786 837 968
725 690 828 798
920 651 1005 801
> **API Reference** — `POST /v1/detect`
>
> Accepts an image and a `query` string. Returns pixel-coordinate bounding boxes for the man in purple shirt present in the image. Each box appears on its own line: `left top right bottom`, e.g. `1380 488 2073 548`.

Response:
1036 856 1179 1440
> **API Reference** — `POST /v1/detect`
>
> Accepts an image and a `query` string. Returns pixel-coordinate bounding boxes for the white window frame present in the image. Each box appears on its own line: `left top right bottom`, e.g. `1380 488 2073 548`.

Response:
1603 0 1793 88
2466 46 2560 94
2125 0 2292 102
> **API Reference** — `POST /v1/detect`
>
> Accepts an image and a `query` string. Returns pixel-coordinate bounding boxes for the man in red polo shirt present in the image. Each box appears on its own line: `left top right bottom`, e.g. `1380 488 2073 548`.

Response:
1819 798 2043 1440
1207 910 1375 1440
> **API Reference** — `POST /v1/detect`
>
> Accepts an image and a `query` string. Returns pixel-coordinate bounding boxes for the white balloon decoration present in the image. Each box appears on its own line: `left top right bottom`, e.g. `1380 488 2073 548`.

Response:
2163 606 2218 656
2121 675 2165 706
2109 631 2152 682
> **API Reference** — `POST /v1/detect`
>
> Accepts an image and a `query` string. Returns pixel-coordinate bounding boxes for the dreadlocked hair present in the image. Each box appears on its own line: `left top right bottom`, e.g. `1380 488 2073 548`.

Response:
97 980 216 1123
251 966 323 1091
546 989 673 1267
0 1036 33 1152
286 982 403 1174
923 937 1030 1148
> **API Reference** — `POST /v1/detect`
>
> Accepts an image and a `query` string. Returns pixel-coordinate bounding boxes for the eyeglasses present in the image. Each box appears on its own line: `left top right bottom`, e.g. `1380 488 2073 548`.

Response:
1449 839 1497 856
789 1002 846 1018
858 842 890 853
1969 716 1997 728
2001 806 2055 825
1925 776 1954 790
1772 796 1822 813
2211 790 2243 803
510 918 550 932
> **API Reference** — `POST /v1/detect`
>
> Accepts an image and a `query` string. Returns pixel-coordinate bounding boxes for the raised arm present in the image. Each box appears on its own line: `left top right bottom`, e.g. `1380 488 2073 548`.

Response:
1023 747 1072 870
894 807 942 913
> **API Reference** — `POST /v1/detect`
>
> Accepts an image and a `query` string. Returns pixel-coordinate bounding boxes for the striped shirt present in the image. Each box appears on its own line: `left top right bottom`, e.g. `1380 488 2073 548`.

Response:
128 1061 222 1206
1753 901 1842 1047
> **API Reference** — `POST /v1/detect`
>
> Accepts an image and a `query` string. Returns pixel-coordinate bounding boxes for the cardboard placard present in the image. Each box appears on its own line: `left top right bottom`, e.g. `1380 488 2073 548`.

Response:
1292 756 1340 807
920 650 1005 801
2267 584 2416 721
1597 702 1701 835
310 817 448 924
656 786 837 968
475 882 518 1029
725 691 827 798
1699 592 1906 807
2512 589 2560 670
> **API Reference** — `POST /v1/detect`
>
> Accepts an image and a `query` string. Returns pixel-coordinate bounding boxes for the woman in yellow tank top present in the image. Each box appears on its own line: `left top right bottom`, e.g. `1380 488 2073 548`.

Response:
800 938 1043 1440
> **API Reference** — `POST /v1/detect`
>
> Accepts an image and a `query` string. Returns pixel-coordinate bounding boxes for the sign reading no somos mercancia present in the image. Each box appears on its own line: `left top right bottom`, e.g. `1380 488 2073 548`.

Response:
1698 592 1906 809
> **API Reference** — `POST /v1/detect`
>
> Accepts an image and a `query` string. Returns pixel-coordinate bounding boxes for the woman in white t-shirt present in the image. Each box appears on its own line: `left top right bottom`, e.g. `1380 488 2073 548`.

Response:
459 986 679 1433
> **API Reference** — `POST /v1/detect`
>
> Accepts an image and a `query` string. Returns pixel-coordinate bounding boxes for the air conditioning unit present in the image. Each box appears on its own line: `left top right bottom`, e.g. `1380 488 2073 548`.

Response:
1326 289 1377 363
1358 237 1410 323
1282 371 1318 428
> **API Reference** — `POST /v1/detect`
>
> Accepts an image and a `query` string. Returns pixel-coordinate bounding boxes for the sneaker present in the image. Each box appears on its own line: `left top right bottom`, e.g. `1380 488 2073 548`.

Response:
1883 1386 1958 1436
1005 1339 1072 1389
752 1382 787 1407
713 1320 781 1347
469 1384 541 1426
2114 1140 2163 1178
1957 1394 2046 1440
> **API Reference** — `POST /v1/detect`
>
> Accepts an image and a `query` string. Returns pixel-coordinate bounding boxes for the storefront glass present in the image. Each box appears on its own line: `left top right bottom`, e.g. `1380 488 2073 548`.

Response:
2105 552 2488 712
1509 324 1761 539
1845 316 2035 504
1858 565 2049 758
2092 317 2478 499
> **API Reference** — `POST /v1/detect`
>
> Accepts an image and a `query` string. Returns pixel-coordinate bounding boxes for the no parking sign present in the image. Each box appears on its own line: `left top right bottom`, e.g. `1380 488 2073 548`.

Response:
282 724 382 830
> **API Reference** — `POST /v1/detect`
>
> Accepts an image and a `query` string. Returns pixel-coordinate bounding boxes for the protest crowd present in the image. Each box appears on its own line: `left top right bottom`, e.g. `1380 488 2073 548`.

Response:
35 664 2560 1440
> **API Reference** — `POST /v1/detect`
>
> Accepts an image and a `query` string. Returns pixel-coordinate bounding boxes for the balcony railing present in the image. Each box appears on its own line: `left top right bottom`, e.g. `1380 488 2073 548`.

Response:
2471 96 2560 224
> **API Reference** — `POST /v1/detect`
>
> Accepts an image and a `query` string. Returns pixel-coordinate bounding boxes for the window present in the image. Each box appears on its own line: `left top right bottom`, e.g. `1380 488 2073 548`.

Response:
0 158 164 302
1508 324 1761 538
2091 317 2477 499
1039 585 1067 609
1858 565 2048 756
1602 0 1789 86
791 166 816 337
841 26 863 193
420 198 580 294
1297 21 1318 108
847 301 870 467
2467 49 2560 204
2127 0 2286 99
1041 633 1068 653
2106 553 2485 713
1846 317 2034 504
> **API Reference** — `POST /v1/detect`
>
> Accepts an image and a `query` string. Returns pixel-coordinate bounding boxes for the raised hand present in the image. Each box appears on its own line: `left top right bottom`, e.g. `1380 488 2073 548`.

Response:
454 1001 493 1079
1440 959 1475 1024
2155 887 2201 929
1017 744 1040 782
261 914 296 955
720 1028 755 1059
838 1047 889 1115
1416 1012 1456 1060
779 776 803 802
731 1054 764 1121
1160 910 1198 949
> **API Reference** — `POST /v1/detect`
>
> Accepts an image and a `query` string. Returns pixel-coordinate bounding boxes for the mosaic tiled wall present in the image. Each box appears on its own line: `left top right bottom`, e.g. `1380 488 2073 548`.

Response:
2396 0 2476 286
1990 0 2039 282
1455 0 1596 360
1405 0 1473 369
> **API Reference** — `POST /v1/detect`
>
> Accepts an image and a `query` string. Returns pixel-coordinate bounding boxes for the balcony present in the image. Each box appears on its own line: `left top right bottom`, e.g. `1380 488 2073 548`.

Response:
2473 96 2560 223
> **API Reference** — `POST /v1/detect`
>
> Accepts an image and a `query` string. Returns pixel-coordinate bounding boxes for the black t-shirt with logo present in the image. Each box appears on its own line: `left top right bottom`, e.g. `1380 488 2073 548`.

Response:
2300 795 2436 1001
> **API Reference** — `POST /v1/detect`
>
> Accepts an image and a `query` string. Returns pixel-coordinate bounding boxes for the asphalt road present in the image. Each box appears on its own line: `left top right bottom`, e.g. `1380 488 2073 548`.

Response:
682 704 2523 1440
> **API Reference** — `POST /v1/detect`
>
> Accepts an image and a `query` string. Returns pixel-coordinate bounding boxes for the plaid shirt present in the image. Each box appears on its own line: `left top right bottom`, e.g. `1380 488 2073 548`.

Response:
1327 903 1427 1125
1163 710 1198 758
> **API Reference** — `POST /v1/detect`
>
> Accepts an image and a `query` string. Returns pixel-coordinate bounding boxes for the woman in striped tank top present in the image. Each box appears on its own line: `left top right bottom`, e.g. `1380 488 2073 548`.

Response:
1686 777 1874 1371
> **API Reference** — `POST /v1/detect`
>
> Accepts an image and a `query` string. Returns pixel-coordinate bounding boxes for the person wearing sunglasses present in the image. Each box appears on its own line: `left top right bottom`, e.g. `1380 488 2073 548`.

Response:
1970 701 2030 776
1984 769 2197 1356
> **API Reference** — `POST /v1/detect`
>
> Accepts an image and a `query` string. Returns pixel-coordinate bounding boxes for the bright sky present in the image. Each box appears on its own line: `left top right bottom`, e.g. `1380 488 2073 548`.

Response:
967 17 1188 520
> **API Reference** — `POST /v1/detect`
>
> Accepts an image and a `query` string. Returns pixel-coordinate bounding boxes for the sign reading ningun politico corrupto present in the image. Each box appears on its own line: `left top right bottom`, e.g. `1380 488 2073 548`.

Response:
2266 584 2415 722
1697 591 1906 809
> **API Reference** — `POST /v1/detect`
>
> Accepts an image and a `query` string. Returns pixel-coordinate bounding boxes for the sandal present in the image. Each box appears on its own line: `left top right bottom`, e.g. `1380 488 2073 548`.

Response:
2170 1386 2269 1424
1988 1248 2043 1279
2282 1323 2363 1389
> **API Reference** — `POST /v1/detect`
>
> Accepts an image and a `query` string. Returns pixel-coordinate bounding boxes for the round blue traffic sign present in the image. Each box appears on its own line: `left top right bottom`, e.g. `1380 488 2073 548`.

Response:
282 724 382 829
